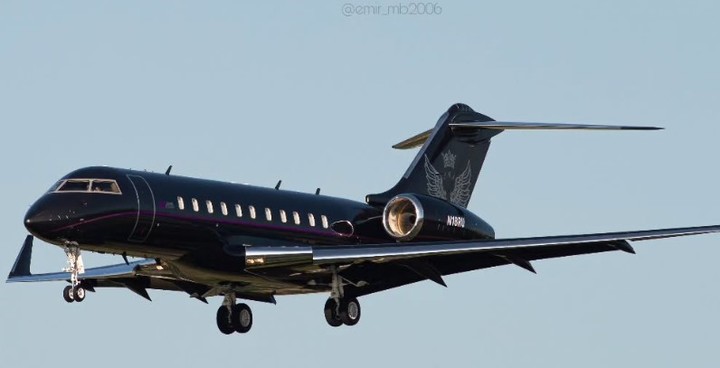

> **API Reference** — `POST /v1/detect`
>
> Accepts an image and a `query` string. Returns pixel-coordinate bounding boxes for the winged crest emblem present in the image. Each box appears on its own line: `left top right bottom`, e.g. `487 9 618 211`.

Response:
423 153 473 207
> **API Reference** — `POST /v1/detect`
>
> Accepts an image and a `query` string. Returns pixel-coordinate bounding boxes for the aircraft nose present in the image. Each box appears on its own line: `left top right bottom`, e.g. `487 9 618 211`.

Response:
23 198 58 237
24 205 48 236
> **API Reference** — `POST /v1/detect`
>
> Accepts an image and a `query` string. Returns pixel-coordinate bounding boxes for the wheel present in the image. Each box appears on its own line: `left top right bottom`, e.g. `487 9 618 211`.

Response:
72 286 86 302
231 303 253 333
62 285 74 303
216 306 234 335
324 298 342 327
339 297 361 326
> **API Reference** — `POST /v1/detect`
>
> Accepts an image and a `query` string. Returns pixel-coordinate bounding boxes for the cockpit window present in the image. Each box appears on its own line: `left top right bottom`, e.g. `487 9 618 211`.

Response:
47 180 64 192
54 179 122 194
57 180 91 192
91 180 121 193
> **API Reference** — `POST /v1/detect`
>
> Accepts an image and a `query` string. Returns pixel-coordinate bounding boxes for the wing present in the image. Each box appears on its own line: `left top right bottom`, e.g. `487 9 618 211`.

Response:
423 155 446 199
313 225 720 296
6 236 275 303
449 160 472 207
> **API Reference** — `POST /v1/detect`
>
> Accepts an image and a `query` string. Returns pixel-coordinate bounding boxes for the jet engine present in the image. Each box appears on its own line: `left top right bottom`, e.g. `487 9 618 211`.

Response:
382 194 494 242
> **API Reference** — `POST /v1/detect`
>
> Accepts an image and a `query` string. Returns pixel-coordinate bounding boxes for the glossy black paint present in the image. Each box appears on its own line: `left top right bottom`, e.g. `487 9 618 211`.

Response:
22 104 503 297
23 164 495 290
15 103 720 321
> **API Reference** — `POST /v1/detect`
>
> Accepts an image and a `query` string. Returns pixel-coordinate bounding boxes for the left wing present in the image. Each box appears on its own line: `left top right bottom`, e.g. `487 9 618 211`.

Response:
314 225 720 296
9 225 720 300
314 225 720 265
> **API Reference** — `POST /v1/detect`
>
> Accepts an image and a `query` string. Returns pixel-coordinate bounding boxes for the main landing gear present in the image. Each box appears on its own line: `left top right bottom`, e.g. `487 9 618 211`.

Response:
61 244 86 303
324 297 361 327
216 293 253 334
323 266 362 327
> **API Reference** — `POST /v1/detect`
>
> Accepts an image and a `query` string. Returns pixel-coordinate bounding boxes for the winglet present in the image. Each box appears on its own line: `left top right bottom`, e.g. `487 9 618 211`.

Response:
8 236 34 280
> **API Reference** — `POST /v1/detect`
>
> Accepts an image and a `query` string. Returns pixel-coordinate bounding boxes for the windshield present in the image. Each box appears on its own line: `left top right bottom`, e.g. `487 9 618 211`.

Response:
55 179 122 194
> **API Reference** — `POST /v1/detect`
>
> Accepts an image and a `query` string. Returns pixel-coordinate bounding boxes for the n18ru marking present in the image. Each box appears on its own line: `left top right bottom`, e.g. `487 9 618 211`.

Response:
447 215 465 228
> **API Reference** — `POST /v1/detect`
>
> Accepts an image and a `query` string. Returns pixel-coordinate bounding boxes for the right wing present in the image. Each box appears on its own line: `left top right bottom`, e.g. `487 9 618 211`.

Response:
6 236 276 303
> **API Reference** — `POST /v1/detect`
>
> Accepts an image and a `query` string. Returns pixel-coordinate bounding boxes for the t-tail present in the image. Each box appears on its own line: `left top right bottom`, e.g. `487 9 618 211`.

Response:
366 103 661 208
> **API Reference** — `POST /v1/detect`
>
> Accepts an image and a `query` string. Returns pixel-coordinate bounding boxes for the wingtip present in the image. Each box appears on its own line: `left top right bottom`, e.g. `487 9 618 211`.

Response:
8 235 34 280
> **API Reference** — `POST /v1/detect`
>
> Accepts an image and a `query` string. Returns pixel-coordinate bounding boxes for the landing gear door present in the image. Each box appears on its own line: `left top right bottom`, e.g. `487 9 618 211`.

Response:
127 175 156 243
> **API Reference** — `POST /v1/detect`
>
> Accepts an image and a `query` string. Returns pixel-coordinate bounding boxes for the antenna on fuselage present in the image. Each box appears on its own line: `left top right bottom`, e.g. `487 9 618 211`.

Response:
275 180 282 190
315 188 321 195
165 165 173 175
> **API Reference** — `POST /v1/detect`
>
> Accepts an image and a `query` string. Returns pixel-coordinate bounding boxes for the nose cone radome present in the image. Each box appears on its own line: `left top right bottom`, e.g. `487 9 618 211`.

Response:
23 195 67 239
24 203 50 237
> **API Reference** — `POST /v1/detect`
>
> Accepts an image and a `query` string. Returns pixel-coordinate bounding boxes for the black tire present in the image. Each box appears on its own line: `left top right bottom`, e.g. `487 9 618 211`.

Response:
62 285 74 303
231 303 253 334
72 286 86 302
216 306 235 335
340 297 361 326
324 298 342 327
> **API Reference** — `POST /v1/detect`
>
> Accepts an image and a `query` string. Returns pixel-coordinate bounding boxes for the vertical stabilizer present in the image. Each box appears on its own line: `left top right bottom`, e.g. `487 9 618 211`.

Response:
366 103 501 208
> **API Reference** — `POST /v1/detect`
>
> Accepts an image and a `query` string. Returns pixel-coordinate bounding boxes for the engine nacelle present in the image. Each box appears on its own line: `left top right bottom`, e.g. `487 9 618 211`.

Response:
382 194 494 241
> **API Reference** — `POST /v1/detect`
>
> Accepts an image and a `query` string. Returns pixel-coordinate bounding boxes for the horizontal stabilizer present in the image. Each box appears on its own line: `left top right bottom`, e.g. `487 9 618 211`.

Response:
450 121 663 131
392 128 433 150
392 119 661 150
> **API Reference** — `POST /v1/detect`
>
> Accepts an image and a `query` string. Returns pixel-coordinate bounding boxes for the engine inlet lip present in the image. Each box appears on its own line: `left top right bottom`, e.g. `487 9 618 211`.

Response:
382 194 424 241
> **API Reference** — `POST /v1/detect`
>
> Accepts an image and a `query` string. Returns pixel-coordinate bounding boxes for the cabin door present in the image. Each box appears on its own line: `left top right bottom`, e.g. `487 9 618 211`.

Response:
127 175 156 242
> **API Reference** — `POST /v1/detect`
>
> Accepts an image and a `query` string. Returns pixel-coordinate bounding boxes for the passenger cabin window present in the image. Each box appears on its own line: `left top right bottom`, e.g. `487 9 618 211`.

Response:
192 198 199 212
235 204 243 217
177 196 185 210
265 208 272 221
249 206 256 219
206 200 214 214
55 179 121 194
220 202 228 216
321 215 329 229
280 210 287 223
293 211 300 225
308 213 316 227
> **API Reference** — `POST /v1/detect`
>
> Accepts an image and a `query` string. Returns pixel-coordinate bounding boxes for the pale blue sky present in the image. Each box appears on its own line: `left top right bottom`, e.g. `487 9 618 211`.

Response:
1 1 719 367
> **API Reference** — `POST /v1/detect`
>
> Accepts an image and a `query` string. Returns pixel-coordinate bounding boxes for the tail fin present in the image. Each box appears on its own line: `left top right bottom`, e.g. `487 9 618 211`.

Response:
366 103 500 208
366 103 661 208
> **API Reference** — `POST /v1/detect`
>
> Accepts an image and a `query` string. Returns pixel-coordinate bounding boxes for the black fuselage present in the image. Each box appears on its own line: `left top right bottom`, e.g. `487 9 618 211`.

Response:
27 166 381 257
23 166 495 292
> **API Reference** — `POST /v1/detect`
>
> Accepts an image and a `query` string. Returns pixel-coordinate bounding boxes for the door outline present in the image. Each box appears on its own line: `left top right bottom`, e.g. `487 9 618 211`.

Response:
127 175 156 242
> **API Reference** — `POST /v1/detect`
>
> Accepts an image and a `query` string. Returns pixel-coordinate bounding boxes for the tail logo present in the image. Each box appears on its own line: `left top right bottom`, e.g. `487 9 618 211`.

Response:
424 152 473 207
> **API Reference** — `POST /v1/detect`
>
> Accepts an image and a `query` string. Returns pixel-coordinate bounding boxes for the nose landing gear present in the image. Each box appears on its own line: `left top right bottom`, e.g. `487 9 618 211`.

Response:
61 244 86 303
62 284 85 303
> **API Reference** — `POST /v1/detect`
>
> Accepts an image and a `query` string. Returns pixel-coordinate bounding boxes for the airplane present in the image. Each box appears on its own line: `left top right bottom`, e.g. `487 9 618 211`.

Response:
8 103 720 334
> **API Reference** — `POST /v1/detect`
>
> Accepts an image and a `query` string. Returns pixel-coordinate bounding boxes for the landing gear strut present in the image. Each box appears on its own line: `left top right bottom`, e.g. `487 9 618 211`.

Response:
323 266 362 327
216 293 253 334
61 244 86 303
